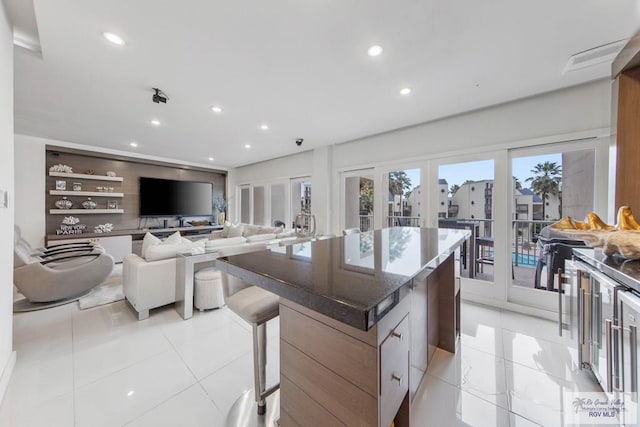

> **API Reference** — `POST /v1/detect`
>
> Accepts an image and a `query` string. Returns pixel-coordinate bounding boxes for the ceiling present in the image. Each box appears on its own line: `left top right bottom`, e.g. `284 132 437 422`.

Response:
10 0 640 168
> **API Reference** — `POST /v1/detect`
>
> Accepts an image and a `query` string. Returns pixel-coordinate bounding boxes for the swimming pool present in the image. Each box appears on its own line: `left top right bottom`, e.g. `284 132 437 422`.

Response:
512 252 538 267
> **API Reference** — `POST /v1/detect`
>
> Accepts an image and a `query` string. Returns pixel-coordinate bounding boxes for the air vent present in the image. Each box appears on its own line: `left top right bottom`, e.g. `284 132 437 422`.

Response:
564 39 627 73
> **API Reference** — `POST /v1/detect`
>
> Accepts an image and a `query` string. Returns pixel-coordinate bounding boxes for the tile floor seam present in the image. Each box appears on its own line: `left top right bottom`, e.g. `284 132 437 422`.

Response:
502 353 593 390
424 368 511 412
73 347 178 391
120 382 198 427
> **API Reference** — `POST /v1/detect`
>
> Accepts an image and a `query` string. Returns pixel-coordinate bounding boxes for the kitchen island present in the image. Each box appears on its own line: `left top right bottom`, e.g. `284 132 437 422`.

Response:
216 227 470 427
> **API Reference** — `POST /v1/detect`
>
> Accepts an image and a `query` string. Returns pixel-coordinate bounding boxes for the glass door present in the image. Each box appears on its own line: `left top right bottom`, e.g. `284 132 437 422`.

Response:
508 140 608 309
383 168 421 227
291 177 311 229
239 185 251 224
437 159 496 284
342 169 374 233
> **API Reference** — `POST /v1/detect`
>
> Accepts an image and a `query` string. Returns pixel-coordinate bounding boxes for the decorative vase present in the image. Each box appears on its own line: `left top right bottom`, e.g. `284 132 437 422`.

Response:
55 197 72 209
217 212 226 225
82 198 97 209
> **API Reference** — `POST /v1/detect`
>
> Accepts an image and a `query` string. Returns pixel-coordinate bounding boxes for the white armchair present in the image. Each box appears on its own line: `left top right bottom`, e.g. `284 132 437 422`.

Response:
122 254 177 320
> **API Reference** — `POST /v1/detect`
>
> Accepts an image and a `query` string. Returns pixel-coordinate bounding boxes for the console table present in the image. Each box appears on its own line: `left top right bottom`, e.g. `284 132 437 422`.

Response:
216 227 470 427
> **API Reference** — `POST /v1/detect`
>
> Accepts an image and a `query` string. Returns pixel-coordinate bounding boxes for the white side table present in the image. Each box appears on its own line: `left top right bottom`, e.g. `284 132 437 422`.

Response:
175 249 219 320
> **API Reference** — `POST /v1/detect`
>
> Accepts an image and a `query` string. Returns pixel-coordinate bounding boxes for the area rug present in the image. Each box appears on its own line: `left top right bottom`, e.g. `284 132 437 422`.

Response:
78 263 124 310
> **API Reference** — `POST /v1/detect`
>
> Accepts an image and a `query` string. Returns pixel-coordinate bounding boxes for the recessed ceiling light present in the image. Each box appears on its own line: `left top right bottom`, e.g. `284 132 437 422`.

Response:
399 87 412 96
367 45 383 57
211 106 222 113
129 142 138 147
244 144 251 149
208 157 214 161
260 124 269 130
103 32 125 46
151 119 161 126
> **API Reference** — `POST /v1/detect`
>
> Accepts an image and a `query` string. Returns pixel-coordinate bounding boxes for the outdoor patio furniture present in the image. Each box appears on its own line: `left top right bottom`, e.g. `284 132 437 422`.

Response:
534 238 588 291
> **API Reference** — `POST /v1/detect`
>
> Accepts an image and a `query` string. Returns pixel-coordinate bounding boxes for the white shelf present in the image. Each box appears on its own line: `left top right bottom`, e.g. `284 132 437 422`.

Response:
49 172 124 182
50 190 124 198
50 209 124 215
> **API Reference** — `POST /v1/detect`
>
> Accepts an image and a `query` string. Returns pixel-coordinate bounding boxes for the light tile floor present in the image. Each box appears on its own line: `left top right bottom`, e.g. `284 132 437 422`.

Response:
0 299 601 426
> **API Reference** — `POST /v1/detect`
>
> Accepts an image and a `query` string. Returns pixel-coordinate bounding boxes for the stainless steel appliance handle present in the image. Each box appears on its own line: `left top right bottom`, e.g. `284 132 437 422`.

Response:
579 287 586 345
606 319 613 393
630 324 637 394
594 293 601 348
558 268 563 337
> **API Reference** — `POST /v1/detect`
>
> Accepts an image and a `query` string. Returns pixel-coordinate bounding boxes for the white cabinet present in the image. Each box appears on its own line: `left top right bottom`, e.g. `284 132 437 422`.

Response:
48 235 132 263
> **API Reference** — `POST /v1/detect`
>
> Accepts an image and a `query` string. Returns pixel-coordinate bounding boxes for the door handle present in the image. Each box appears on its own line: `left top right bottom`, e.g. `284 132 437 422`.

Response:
558 268 564 337
630 324 637 394
579 287 586 345
606 319 613 393
594 293 602 348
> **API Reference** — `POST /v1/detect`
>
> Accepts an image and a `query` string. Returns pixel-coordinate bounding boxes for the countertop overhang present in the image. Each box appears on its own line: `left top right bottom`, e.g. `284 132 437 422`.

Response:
573 248 640 293
216 227 470 330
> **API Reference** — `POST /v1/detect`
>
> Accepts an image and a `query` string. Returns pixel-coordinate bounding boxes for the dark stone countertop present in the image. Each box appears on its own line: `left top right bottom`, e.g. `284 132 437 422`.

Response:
573 248 640 293
216 227 469 330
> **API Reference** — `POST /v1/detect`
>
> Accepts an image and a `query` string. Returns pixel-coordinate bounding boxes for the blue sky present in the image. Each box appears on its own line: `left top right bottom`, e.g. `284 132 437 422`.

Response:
398 153 562 191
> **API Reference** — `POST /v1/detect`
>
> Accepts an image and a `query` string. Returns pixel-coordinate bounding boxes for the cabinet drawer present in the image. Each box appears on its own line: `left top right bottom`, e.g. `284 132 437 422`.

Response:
380 315 409 427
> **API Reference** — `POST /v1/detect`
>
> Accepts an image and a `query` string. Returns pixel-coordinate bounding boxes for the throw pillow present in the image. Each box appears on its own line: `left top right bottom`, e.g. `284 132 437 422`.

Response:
164 231 182 245
227 223 244 238
145 241 194 261
141 232 161 258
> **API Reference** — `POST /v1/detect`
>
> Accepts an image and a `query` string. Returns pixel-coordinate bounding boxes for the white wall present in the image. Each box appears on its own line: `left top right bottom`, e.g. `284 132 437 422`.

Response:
0 0 15 403
233 79 612 237
333 79 611 168
14 134 45 246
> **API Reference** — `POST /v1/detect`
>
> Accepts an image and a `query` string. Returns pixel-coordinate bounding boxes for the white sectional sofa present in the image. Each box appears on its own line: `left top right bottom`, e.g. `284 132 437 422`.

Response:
123 223 295 320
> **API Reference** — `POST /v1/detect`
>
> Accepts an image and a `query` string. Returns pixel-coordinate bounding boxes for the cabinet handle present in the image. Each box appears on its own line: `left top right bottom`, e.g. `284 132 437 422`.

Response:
558 268 564 337
606 319 613 393
630 324 637 394
391 331 404 341
391 374 403 387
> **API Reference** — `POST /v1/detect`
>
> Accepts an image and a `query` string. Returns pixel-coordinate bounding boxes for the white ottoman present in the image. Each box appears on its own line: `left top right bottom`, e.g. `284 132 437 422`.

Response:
194 268 225 311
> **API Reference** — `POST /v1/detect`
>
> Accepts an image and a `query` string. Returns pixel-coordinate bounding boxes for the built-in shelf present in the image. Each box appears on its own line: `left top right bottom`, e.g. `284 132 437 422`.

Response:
49 171 124 182
50 190 124 198
50 209 124 214
49 190 124 197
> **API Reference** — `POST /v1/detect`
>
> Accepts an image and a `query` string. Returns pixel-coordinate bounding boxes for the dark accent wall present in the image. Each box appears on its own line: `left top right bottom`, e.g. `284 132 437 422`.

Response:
45 147 226 235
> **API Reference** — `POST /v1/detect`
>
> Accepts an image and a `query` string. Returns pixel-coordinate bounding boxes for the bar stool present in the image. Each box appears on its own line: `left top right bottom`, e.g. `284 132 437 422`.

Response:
217 244 280 419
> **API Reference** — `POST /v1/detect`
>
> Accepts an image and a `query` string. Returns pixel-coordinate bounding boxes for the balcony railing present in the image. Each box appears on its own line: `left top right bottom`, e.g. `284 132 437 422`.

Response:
386 216 421 227
359 215 374 232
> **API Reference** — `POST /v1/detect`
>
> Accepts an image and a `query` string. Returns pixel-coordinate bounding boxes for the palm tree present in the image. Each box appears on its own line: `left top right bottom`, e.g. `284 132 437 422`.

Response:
526 161 562 220
359 178 374 214
389 171 412 196
513 176 522 191
449 184 460 195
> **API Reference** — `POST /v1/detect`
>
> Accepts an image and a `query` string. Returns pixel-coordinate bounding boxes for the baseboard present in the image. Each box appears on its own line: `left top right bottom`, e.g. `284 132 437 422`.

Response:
462 293 556 321
0 351 16 405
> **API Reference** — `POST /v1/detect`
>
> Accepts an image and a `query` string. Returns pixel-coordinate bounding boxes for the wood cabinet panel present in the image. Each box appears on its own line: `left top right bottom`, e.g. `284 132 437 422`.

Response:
280 376 346 427
281 340 377 426
280 304 378 397
615 68 640 215
280 299 377 347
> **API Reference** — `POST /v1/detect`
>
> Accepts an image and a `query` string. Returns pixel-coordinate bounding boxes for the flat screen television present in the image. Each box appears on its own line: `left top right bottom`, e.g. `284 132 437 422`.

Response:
139 177 213 217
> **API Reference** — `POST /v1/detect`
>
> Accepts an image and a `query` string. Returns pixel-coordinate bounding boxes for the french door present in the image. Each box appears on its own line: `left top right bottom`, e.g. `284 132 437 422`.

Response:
341 169 375 233
507 140 609 310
